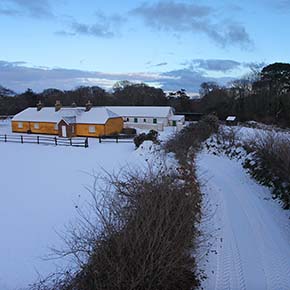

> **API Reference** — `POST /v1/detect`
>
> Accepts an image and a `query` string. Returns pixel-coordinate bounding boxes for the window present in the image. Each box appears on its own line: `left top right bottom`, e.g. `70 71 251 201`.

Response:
153 118 157 124
172 120 177 126
143 118 146 123
72 126 75 134
34 123 40 129
18 122 23 128
54 123 58 130
134 118 138 123
89 125 96 133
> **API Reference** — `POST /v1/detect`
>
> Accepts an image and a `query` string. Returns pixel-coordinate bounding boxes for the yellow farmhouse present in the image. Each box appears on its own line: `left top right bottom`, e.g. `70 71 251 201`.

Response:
11 101 123 138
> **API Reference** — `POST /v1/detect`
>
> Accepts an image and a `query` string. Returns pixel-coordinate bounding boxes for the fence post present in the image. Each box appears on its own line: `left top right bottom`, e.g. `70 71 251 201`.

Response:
4 134 7 142
116 136 119 143
70 138 72 146
37 136 39 144
21 135 23 144
85 137 88 148
54 137 57 146
99 136 101 143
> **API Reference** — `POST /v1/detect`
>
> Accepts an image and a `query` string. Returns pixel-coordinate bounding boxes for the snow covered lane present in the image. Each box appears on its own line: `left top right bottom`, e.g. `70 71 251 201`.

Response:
197 152 290 290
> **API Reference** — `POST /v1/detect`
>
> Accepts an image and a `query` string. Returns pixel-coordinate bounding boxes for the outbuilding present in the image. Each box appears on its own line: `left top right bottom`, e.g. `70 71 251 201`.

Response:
226 115 238 126
12 101 123 137
107 106 185 131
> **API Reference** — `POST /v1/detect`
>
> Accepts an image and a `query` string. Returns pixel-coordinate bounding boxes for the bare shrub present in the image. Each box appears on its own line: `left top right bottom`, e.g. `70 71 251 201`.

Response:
30 165 201 290
216 126 241 149
133 130 159 148
164 114 219 164
244 132 290 208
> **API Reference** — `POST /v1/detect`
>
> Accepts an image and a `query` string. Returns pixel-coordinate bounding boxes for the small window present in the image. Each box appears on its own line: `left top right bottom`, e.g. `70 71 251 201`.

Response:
54 123 58 130
89 125 96 133
18 122 23 128
143 119 146 123
153 118 157 124
34 123 39 129
72 126 75 133
172 120 177 126
134 118 138 123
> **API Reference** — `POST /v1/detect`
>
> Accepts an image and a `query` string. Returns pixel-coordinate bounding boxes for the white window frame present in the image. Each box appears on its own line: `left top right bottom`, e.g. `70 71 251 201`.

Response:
89 125 96 133
54 123 58 130
34 123 40 129
18 122 23 129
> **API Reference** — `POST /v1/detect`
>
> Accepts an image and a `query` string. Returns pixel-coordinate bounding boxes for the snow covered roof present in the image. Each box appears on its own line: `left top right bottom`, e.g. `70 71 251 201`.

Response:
169 115 185 121
226 116 237 121
107 106 173 118
12 107 120 125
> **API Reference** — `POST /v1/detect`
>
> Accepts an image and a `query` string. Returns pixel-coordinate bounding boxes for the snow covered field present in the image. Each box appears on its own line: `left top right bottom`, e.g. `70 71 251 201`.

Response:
197 152 290 290
0 121 164 290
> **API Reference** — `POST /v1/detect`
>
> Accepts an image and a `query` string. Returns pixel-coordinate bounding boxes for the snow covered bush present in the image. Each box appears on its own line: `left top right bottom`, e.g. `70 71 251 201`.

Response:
244 132 290 209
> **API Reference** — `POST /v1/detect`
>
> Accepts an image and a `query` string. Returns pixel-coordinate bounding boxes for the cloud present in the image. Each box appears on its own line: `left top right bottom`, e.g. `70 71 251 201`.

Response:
0 0 53 18
0 61 177 92
187 59 241 72
131 1 252 48
152 62 168 67
57 12 126 38
0 60 242 93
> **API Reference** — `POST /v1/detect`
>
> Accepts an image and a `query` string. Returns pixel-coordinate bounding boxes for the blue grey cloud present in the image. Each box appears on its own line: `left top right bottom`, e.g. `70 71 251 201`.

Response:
0 60 241 93
131 1 252 48
57 12 126 38
187 59 241 72
0 0 54 18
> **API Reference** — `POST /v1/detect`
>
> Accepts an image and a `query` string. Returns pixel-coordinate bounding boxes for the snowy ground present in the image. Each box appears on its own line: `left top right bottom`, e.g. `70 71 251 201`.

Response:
0 121 173 290
197 152 290 290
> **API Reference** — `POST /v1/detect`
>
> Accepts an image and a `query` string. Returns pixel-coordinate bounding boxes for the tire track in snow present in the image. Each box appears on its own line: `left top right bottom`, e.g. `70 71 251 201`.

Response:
197 152 290 290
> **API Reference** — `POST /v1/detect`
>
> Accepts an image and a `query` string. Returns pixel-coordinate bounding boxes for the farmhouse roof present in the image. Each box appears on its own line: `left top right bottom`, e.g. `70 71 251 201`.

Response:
12 107 120 125
107 106 174 118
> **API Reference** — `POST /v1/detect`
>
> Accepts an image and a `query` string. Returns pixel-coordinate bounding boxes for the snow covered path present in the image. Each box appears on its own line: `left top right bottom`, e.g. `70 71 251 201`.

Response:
197 152 290 290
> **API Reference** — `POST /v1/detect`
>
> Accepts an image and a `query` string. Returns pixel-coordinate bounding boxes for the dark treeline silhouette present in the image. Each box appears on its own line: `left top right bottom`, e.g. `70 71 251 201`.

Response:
199 62 290 126
0 80 192 115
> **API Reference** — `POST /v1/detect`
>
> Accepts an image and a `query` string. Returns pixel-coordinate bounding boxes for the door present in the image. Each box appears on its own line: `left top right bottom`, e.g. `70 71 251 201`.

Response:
62 126 67 137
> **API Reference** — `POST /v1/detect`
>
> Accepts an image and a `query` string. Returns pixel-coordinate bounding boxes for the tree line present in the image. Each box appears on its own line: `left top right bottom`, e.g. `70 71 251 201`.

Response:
199 62 290 126
0 81 191 116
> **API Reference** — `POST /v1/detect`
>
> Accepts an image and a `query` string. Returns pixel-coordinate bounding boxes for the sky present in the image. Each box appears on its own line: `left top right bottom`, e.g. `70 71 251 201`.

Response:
0 0 290 93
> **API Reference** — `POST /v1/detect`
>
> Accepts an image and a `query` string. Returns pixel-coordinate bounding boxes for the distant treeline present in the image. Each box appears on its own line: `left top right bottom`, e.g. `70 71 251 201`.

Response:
1 62 290 126
0 81 192 116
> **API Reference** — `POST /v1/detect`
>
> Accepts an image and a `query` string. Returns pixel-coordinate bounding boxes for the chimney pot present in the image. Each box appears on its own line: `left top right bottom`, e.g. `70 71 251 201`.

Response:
37 101 43 111
85 100 93 111
55 100 62 112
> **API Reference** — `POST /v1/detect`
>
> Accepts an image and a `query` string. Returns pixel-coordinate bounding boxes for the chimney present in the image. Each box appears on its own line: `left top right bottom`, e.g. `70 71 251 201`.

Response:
85 100 93 111
71 102 77 107
37 100 43 111
55 100 62 112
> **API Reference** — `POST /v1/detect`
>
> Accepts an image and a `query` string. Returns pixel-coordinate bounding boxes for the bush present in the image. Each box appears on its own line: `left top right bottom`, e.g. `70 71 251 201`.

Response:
164 114 219 165
244 132 290 209
133 130 158 148
30 166 201 290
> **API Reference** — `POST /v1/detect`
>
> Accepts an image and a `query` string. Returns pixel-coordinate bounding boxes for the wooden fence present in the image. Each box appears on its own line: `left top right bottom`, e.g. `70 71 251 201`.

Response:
99 134 135 144
0 134 88 148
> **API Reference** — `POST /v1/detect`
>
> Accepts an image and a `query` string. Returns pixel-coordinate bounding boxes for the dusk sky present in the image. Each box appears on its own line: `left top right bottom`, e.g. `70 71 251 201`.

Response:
0 0 290 93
